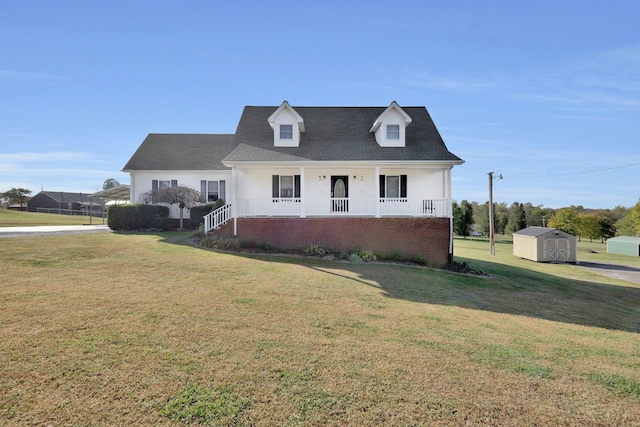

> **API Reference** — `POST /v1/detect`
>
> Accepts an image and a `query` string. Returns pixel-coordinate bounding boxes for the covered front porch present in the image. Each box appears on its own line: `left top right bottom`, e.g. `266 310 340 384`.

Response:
204 164 454 232
204 197 450 233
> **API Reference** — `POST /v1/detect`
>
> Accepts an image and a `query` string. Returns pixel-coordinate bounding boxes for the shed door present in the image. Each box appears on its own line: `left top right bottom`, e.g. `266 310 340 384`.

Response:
543 238 570 262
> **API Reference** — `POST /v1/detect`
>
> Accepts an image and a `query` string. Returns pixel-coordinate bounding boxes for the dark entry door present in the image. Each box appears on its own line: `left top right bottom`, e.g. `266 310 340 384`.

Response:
331 175 349 212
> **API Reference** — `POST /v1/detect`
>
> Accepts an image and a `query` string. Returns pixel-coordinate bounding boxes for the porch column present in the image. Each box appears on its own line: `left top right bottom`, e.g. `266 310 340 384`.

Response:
300 166 305 218
232 167 238 236
375 167 381 218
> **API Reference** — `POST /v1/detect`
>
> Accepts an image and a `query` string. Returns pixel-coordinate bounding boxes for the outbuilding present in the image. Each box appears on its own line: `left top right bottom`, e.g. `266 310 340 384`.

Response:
512 226 577 263
607 236 640 257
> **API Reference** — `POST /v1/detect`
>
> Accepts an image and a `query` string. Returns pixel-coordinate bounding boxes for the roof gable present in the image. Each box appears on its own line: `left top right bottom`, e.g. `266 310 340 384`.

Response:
369 101 412 132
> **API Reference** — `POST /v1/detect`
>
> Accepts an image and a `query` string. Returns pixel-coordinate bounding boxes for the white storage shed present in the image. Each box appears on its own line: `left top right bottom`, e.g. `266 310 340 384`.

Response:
513 226 577 263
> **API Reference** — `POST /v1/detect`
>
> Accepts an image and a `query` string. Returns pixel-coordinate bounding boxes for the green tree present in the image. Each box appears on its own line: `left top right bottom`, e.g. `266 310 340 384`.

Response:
494 202 509 235
548 207 579 235
524 204 555 227
474 202 490 235
103 178 120 190
452 200 474 237
577 214 601 242
615 200 640 236
598 217 616 242
139 185 203 230
1 187 32 209
505 202 527 235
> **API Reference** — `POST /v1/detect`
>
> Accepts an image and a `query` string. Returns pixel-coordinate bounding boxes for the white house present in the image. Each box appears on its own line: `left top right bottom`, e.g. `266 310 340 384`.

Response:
123 101 464 266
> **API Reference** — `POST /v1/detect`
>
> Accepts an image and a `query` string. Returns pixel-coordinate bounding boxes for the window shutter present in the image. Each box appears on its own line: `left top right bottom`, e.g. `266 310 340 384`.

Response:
294 175 301 198
200 180 206 200
152 180 158 203
379 175 386 198
400 175 407 198
272 175 279 198
219 180 226 202
171 180 178 187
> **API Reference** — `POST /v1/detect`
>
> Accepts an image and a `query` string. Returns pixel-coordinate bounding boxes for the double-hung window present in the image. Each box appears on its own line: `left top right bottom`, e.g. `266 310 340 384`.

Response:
151 179 177 203
386 124 400 140
280 124 293 140
272 175 301 200
200 180 226 202
379 175 407 199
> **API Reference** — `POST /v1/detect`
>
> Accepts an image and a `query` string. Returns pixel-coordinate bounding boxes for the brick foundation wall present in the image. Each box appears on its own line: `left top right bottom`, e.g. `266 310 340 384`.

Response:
213 217 452 267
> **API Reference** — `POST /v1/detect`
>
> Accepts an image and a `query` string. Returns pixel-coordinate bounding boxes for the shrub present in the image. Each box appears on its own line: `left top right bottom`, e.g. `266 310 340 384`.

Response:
190 224 205 240
107 204 169 231
359 250 377 262
348 252 364 263
388 249 404 262
304 244 332 256
212 198 225 210
238 240 257 249
188 203 216 230
200 236 238 251
412 255 427 265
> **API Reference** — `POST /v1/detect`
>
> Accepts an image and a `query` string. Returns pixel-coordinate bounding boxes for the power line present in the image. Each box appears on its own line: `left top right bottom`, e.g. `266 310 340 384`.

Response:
508 161 640 179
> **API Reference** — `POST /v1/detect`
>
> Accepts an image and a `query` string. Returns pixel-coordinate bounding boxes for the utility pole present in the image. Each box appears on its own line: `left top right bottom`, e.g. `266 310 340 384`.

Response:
488 172 502 255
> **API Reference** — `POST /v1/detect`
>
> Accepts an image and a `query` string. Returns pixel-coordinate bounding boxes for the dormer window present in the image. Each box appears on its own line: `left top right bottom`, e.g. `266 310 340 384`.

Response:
268 101 305 147
280 124 293 140
386 125 400 140
370 101 412 147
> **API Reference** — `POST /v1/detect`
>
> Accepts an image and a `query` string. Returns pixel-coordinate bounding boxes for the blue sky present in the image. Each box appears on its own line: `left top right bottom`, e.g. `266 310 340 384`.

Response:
1 1 639 209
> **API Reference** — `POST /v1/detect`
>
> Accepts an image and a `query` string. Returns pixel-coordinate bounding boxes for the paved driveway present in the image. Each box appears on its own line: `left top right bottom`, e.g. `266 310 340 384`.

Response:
0 225 111 238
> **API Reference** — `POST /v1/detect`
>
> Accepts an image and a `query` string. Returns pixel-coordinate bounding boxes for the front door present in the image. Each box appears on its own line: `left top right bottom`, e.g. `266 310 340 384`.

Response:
331 175 348 212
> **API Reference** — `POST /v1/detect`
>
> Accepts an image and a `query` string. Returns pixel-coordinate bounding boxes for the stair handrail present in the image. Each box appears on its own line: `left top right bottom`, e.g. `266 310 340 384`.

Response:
203 203 232 233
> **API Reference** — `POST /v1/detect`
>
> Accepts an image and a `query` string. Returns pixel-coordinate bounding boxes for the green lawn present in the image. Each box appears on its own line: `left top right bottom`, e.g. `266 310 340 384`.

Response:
0 209 103 226
1 231 639 425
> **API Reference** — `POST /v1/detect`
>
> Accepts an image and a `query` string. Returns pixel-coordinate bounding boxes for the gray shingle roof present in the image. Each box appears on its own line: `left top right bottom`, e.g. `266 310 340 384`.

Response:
513 226 559 237
122 134 235 171
225 106 463 163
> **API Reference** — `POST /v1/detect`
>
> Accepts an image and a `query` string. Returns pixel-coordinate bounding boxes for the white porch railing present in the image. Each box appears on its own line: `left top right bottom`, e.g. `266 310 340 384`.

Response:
204 198 450 233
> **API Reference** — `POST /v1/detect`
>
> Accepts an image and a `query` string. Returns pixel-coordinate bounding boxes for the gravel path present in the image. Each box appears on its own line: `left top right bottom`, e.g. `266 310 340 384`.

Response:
578 261 640 285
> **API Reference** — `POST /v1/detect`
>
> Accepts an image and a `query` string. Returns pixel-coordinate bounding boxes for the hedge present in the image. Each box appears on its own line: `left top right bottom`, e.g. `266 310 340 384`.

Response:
107 204 170 231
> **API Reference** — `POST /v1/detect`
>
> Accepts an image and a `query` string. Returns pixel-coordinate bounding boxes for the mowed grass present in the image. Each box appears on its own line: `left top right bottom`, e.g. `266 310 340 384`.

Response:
0 209 101 226
1 231 640 425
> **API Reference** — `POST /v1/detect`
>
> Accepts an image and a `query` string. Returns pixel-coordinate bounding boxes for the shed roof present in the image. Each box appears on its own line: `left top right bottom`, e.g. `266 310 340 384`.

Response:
607 236 640 244
513 226 568 238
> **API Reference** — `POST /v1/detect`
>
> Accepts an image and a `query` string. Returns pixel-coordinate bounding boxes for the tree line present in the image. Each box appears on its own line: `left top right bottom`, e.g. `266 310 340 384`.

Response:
453 200 640 242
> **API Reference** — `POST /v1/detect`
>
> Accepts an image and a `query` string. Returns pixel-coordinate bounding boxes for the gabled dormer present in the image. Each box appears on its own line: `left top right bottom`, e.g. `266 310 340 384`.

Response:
268 100 305 147
369 101 412 147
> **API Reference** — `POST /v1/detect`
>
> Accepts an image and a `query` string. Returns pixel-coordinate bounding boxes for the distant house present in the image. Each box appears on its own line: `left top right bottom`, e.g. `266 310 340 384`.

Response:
607 236 640 257
27 191 105 216
513 226 577 263
123 101 464 266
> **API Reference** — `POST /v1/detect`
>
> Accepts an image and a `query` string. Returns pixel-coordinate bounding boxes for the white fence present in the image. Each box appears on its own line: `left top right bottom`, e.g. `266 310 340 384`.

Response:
37 208 106 218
